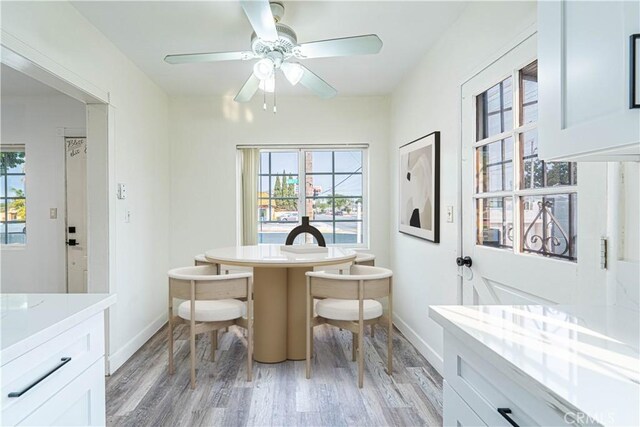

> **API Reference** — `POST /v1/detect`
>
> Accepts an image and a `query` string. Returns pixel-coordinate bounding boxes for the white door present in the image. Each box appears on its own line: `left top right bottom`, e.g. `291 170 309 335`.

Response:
460 34 608 305
65 137 88 293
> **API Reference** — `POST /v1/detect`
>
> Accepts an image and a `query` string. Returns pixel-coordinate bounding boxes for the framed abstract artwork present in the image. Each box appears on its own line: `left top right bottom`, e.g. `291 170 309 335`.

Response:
398 131 440 243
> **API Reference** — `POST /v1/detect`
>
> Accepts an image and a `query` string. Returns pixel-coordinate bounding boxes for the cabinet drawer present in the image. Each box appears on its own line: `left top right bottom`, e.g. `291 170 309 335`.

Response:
1 312 104 426
17 358 105 426
443 331 582 427
444 380 487 427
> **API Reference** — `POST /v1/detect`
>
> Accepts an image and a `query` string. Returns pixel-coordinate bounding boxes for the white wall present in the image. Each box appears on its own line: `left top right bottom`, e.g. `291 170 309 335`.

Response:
389 1 539 372
169 96 390 268
1 2 171 372
1 94 85 293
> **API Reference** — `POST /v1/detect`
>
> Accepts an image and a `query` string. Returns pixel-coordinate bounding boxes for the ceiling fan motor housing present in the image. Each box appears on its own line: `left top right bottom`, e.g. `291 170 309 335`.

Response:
251 23 297 59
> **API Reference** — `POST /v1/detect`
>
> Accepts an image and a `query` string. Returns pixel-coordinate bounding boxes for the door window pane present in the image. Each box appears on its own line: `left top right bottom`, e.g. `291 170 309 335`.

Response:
521 131 577 189
476 77 513 140
521 194 577 260
520 61 538 125
476 197 513 248
476 137 514 193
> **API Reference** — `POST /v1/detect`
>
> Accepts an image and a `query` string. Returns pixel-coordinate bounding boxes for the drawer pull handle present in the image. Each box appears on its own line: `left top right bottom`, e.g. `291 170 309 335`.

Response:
497 408 520 427
7 357 72 398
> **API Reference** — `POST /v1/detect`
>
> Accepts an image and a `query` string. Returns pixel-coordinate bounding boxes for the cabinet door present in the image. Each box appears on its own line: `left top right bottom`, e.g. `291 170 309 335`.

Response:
17 359 105 426
443 381 487 427
538 0 640 161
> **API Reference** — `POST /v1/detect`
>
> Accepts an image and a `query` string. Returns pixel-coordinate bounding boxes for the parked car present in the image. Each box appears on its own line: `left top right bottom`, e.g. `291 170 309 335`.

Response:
279 213 299 222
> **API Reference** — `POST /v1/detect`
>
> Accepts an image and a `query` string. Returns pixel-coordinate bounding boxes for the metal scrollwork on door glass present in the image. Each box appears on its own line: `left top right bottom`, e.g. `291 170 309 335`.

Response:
522 195 577 261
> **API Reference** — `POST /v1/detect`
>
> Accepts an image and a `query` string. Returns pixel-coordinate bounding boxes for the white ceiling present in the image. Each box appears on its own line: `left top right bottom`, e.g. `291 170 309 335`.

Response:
71 1 468 97
1 64 64 97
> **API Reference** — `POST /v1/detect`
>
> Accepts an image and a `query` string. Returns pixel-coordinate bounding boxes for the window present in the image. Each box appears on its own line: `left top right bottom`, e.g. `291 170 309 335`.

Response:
475 61 578 261
257 148 366 245
1 146 27 245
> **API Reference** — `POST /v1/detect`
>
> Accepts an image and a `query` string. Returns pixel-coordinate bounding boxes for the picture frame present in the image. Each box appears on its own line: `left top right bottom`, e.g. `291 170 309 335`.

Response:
631 34 640 109
398 131 440 243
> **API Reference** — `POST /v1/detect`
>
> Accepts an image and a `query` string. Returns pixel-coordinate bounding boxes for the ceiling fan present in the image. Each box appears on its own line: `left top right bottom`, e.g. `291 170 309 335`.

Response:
164 0 383 106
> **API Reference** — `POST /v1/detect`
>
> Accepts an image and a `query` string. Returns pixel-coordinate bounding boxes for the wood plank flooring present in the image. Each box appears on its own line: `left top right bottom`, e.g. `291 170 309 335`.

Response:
106 323 443 426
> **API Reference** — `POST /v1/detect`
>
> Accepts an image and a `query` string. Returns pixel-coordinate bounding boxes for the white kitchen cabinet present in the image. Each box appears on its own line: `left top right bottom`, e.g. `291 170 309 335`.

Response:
443 381 487 427
1 294 115 427
538 0 640 161
431 305 640 427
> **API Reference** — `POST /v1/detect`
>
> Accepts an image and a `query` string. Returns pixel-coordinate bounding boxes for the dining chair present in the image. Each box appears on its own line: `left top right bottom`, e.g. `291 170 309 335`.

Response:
354 251 376 266
167 265 253 388
305 265 393 388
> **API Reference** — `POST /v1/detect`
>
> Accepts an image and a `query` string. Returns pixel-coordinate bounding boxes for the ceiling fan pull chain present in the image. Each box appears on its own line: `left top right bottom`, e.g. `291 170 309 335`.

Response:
273 74 277 114
263 88 267 111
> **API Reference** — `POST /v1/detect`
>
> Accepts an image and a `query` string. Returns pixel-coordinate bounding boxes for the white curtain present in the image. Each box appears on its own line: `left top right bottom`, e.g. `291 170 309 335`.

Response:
240 148 260 245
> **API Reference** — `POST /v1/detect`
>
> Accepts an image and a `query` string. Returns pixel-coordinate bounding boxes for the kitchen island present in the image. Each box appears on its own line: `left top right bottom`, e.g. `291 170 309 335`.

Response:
430 305 639 427
1 293 116 426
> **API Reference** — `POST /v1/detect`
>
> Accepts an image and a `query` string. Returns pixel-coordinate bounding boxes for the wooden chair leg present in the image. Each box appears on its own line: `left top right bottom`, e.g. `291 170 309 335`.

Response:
387 321 393 375
247 323 253 382
306 278 312 380
370 324 374 338
358 321 364 388
168 316 174 375
190 323 196 389
210 331 217 362
352 332 357 362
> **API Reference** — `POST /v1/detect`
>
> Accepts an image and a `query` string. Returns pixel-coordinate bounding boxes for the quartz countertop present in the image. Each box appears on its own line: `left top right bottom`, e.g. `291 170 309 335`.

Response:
1 293 116 364
430 305 639 427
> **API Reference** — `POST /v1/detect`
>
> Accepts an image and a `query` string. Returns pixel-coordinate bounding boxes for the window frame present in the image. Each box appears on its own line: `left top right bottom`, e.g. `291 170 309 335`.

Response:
256 146 369 248
1 144 27 247
473 59 578 262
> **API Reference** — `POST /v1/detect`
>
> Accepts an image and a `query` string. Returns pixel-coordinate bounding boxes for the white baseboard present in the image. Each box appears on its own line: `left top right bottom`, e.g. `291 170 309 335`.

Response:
108 312 167 374
393 313 444 375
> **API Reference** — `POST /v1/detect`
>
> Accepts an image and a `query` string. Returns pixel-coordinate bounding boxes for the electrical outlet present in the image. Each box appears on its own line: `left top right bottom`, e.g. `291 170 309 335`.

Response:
49 208 57 219
446 206 454 223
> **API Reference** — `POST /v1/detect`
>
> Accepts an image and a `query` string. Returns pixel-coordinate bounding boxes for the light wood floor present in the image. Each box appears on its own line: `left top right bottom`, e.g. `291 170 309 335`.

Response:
106 323 443 426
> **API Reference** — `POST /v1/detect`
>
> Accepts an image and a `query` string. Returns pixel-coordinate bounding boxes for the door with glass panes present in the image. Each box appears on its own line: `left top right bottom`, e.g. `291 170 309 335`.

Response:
460 34 607 305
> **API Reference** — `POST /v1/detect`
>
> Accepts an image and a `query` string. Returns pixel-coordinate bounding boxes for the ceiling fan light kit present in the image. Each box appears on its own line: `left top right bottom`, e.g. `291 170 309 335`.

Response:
164 0 383 111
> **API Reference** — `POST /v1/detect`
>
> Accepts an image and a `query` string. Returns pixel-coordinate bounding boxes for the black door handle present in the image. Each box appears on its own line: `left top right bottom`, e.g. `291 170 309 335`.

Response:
66 239 78 246
8 357 72 398
497 408 520 427
456 256 472 267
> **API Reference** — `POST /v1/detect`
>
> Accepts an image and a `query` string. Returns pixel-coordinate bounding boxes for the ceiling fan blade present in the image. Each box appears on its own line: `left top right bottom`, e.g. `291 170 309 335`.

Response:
164 51 254 64
234 73 261 103
240 0 278 42
297 65 337 99
296 34 383 59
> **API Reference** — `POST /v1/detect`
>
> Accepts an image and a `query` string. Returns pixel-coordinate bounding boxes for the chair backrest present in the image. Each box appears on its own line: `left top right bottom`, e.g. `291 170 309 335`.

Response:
306 265 392 300
168 265 251 301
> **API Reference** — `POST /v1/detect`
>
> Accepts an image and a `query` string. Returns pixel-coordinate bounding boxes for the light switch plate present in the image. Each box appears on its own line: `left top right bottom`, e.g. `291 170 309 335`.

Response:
49 208 57 219
446 206 454 223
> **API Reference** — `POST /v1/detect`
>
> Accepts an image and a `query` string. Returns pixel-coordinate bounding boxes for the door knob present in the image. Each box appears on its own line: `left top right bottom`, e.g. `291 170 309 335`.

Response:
456 256 472 267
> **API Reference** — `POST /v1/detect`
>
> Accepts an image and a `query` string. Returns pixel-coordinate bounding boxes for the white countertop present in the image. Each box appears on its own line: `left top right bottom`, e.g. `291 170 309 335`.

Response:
430 305 640 427
1 293 116 364
205 244 356 267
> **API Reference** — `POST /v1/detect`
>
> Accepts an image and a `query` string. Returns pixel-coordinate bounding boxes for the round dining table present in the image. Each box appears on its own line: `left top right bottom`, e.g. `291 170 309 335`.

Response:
204 245 356 363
